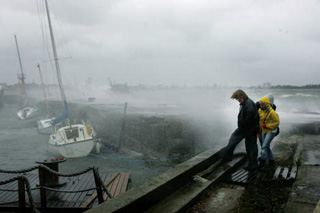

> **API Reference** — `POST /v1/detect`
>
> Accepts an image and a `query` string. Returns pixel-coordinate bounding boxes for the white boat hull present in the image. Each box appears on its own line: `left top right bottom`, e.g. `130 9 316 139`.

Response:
48 123 100 158
48 138 96 158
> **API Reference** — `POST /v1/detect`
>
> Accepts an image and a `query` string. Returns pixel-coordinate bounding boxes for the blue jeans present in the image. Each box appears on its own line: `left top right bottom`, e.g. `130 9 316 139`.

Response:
260 132 276 161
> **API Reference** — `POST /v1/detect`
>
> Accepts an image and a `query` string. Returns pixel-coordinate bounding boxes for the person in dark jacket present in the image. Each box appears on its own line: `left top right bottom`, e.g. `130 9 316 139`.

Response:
221 90 260 171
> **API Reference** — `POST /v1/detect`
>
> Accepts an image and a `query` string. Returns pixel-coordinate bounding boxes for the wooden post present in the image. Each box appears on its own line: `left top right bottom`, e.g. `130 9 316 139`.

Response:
36 158 66 187
39 166 47 208
36 158 66 208
18 178 26 212
93 168 104 204
118 102 128 150
40 186 47 208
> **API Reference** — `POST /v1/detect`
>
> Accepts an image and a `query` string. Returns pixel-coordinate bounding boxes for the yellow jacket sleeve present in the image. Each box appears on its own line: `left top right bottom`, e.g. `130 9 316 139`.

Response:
264 110 279 133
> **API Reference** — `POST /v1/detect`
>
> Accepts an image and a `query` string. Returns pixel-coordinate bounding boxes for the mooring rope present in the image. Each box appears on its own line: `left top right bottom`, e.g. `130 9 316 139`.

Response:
0 188 18 192
0 175 40 213
38 164 93 177
0 165 92 177
0 166 39 174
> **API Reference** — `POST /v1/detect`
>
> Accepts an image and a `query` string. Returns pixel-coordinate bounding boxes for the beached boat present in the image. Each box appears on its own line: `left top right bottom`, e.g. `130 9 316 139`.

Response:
49 123 100 158
43 0 100 157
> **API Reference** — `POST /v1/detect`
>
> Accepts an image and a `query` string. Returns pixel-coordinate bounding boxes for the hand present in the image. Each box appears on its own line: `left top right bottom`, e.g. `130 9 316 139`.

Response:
262 123 267 128
257 132 261 138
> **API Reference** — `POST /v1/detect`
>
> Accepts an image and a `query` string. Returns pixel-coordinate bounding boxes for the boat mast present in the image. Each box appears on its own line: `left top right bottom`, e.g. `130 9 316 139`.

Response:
44 0 66 103
37 63 50 116
14 34 26 94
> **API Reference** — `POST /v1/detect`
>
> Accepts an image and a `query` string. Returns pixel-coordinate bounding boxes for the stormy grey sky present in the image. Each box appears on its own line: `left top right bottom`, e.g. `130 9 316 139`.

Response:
1 0 320 87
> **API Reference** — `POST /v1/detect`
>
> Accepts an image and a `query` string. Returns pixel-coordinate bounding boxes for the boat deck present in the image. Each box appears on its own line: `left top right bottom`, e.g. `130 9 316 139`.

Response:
0 172 130 212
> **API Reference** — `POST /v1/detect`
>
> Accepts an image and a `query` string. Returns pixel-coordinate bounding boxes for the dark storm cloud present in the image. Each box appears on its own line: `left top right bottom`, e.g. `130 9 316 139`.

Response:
1 0 320 86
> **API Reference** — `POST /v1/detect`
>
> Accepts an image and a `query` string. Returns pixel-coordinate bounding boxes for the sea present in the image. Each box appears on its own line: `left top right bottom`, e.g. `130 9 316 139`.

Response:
1 86 320 186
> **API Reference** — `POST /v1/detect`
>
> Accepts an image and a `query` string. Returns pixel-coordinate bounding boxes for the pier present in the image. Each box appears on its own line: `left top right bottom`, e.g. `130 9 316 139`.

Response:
0 159 130 212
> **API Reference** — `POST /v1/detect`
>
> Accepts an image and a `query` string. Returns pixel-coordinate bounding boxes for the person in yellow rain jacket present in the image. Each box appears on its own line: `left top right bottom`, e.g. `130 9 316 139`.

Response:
258 96 280 169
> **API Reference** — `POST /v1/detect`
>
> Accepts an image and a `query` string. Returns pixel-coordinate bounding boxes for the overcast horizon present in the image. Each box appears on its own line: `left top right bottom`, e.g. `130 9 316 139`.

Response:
1 0 320 87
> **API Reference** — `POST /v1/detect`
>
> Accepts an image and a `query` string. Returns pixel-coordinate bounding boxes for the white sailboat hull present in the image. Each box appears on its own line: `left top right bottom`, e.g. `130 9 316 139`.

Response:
48 124 100 158
49 138 96 158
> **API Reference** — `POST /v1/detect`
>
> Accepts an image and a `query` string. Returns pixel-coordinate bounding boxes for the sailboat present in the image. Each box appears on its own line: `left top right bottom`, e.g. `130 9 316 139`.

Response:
37 63 57 134
43 0 100 158
14 34 37 120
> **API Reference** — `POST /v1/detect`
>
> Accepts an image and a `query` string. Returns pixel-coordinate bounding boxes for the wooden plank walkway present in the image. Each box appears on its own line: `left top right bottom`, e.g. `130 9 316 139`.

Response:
0 172 130 211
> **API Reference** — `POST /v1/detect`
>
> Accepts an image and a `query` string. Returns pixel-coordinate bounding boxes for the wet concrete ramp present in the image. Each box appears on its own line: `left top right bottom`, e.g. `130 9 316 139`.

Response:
285 134 320 213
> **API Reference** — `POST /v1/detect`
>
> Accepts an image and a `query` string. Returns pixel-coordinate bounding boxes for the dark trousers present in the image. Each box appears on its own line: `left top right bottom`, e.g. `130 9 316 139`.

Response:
221 128 258 170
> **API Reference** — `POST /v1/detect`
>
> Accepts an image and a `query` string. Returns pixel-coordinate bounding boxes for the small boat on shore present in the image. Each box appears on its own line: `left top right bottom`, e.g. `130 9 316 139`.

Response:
49 122 100 158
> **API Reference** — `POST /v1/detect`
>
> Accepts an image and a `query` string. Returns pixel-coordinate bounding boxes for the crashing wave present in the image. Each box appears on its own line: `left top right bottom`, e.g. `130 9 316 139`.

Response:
280 93 318 98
